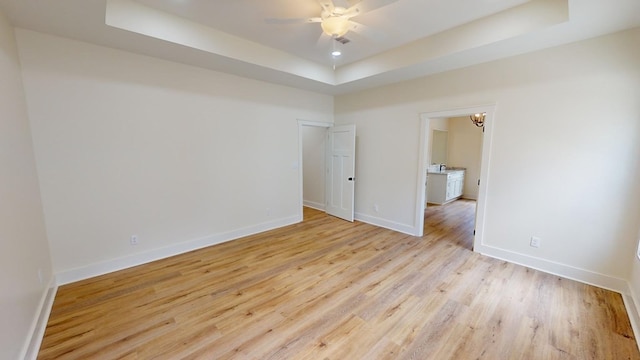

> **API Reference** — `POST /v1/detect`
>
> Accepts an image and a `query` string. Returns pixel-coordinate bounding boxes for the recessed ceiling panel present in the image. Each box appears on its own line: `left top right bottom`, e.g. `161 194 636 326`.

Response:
135 0 531 66
2 0 639 94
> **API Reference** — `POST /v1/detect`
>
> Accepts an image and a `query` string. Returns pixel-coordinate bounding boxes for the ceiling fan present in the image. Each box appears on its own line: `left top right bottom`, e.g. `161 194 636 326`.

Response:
266 0 399 42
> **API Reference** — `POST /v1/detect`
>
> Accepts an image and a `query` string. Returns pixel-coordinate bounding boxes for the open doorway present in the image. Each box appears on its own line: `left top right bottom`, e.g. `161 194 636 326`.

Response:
298 121 332 220
298 121 357 222
415 106 495 252
425 116 484 207
301 124 328 211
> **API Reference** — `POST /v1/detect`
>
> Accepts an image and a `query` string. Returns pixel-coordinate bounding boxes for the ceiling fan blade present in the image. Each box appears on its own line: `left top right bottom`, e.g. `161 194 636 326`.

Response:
347 21 386 40
317 0 335 14
344 0 398 17
265 17 322 24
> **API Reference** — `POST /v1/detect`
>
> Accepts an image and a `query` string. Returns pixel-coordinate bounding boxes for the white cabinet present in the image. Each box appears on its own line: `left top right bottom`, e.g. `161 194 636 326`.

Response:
427 170 465 205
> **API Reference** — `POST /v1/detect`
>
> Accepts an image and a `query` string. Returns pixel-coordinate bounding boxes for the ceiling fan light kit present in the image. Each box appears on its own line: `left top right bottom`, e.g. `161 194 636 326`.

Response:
321 16 350 37
267 0 398 44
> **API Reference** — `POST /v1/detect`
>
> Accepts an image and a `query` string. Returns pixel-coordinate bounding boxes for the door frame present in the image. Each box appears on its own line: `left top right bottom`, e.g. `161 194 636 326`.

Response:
297 120 332 221
416 105 496 252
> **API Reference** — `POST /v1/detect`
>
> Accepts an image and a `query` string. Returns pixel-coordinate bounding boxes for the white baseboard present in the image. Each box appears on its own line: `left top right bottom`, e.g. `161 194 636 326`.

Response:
475 243 628 293
56 215 301 285
359 218 628 292
355 212 417 236
303 200 325 211
477 243 640 348
623 280 640 352
622 289 640 353
21 276 58 360
27 216 640 356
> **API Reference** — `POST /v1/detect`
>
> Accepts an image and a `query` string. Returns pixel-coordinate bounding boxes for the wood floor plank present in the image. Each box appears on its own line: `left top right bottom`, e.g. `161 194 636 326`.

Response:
38 200 640 359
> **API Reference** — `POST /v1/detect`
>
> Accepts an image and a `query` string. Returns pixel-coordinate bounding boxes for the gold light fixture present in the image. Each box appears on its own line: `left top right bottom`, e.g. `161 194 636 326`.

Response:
470 113 486 127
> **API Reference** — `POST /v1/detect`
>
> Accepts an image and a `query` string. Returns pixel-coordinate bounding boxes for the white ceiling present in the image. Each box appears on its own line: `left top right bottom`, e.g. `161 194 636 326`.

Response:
133 0 531 66
1 0 639 95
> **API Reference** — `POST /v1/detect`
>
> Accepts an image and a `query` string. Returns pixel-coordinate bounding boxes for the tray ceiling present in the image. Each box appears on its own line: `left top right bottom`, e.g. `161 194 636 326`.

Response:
1 0 639 94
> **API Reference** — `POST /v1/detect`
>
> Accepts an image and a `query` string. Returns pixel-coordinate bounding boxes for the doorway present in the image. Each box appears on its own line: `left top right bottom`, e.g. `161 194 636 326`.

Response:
300 123 329 212
415 106 495 252
298 121 332 221
298 121 356 222
426 116 484 206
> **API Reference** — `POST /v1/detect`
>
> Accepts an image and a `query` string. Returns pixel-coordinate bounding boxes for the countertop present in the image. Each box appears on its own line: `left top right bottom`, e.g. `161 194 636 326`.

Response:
427 168 466 175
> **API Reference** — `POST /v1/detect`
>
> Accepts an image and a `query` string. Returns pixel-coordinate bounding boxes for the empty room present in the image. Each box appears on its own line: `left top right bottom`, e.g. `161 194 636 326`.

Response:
2 0 640 359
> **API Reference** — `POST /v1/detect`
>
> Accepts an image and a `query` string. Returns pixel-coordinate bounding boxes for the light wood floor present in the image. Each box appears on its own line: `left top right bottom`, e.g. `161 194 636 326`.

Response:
39 200 639 359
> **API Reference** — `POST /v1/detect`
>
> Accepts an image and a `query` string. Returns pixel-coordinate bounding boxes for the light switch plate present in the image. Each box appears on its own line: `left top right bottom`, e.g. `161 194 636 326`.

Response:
530 236 541 248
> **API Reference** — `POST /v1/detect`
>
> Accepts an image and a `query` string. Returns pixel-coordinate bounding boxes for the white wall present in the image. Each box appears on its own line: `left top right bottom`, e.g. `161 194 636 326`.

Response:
0 13 53 360
628 207 640 332
427 118 449 166
335 28 640 288
7 19 640 355
15 29 334 282
302 126 326 210
631 259 640 337
447 116 483 200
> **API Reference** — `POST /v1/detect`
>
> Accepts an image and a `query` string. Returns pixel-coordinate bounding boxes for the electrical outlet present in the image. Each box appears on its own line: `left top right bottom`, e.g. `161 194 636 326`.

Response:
373 204 379 212
38 268 44 285
530 236 541 248
266 208 271 217
130 235 139 245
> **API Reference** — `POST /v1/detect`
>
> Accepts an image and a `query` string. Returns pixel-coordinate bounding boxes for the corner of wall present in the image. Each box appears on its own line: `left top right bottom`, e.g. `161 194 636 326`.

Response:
20 276 58 360
475 243 629 293
623 282 640 354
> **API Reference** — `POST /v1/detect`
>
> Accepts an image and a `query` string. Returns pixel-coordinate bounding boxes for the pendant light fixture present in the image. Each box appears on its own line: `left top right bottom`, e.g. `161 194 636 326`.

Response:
470 113 486 127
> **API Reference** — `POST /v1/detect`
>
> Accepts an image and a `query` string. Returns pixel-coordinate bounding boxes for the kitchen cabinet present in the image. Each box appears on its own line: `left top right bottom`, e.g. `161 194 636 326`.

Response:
427 170 465 205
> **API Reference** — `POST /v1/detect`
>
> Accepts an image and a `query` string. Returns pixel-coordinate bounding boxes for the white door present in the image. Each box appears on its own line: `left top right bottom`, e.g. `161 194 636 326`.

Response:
325 125 356 222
